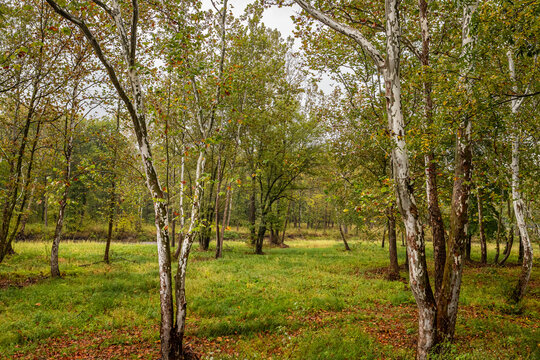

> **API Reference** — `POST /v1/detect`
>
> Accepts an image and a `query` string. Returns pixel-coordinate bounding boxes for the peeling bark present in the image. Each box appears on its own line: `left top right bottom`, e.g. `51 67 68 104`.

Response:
418 0 446 303
436 1 478 343
507 51 533 302
294 0 437 357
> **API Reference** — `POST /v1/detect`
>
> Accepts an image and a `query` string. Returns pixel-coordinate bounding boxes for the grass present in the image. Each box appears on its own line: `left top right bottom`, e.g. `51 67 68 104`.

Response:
0 236 538 359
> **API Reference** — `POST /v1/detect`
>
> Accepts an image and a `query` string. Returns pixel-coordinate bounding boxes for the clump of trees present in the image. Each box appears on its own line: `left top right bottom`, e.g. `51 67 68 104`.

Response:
0 0 537 359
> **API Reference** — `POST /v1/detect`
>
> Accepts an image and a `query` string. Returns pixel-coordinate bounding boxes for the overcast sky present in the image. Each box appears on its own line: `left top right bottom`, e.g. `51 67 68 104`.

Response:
200 1 335 92
201 0 300 41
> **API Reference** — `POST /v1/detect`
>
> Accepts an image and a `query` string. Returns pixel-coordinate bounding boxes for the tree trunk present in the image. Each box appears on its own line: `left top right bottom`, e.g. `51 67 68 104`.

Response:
216 182 231 259
495 200 503 264
387 208 399 279
465 234 472 261
214 152 224 259
382 227 386 248
499 229 513 266
104 182 115 264
43 2 181 357
477 190 487 264
11 119 43 247
385 1 437 354
51 78 79 278
16 182 36 241
508 50 533 302
436 1 477 344
518 234 524 263
51 140 73 278
175 150 206 358
175 151 186 257
249 178 257 245
419 0 447 303
255 220 266 255
339 224 351 251
270 227 280 245
0 85 38 262
280 200 292 246
43 189 48 227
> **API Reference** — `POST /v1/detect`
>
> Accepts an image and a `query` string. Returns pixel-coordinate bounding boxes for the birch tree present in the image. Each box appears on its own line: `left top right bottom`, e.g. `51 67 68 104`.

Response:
291 0 436 356
507 50 533 302
42 1 192 358
289 0 484 357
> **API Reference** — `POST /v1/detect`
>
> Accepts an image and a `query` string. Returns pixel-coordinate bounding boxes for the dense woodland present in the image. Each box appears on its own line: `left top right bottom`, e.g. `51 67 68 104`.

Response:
0 0 538 359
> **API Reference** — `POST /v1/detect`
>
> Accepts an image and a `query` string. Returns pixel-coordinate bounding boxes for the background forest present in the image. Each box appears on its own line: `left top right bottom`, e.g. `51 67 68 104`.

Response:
0 0 538 359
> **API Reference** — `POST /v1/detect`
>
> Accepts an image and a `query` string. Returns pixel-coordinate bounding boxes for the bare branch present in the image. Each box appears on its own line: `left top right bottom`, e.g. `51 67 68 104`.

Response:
294 0 385 69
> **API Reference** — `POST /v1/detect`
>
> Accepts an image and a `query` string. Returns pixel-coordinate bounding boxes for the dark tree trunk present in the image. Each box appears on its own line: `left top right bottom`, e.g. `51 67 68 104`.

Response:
495 202 503 264
499 230 513 266
518 232 524 263
280 201 292 246
387 209 399 279
43 191 48 227
249 177 256 245
270 227 280 245
477 191 487 264
465 234 472 261
339 224 351 251
255 222 266 255
104 182 115 264
382 227 386 248
404 247 409 271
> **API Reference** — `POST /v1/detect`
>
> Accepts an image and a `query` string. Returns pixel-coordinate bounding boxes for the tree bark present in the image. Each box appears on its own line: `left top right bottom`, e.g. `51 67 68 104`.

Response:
387 208 399 279
44 2 179 356
51 76 80 278
51 130 73 278
477 190 487 264
339 223 351 251
175 151 206 357
418 0 447 303
499 229 513 266
508 50 533 302
249 175 257 245
104 181 115 264
465 234 472 262
0 79 39 262
255 218 267 255
436 1 478 343
280 200 292 246
495 199 503 264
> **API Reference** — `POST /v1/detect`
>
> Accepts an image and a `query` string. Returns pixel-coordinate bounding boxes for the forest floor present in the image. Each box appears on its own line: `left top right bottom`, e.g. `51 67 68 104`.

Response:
0 237 538 359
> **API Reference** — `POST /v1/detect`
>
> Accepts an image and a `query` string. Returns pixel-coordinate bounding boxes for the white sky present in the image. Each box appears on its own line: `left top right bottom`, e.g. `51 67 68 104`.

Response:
201 0 299 41
200 0 335 92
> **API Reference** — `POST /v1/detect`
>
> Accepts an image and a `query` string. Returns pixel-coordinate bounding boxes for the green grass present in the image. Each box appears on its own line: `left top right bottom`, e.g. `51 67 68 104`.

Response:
0 238 538 359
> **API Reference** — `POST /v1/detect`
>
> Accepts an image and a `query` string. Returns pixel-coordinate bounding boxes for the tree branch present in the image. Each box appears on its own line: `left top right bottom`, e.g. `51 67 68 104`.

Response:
294 0 385 70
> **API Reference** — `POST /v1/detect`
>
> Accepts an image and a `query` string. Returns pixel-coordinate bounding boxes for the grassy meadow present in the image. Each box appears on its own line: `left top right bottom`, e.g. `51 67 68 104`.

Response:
0 232 538 359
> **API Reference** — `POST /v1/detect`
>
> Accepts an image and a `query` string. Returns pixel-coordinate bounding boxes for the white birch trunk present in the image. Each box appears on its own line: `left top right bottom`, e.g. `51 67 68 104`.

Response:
507 50 533 301
437 1 478 343
175 150 206 345
293 1 437 357
383 2 436 357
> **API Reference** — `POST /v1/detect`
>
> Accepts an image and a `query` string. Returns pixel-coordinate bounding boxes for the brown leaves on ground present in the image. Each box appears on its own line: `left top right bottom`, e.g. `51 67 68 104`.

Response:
9 301 539 360
0 273 48 289
11 327 161 360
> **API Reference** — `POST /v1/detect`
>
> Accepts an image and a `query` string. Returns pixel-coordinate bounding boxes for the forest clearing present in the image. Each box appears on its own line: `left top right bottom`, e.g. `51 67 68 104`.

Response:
1 230 538 359
1 0 539 359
